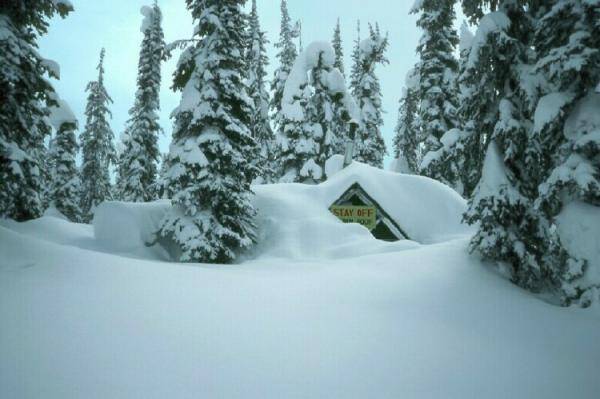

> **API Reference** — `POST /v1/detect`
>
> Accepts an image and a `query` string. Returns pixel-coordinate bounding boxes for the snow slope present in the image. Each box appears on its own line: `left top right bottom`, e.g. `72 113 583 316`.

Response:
1 217 599 399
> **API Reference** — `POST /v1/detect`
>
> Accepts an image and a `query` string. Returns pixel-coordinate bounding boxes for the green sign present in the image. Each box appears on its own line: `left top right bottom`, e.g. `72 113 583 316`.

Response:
330 205 377 231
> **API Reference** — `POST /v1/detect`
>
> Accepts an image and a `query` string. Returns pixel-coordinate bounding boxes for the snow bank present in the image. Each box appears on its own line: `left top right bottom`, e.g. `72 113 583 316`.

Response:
93 200 171 253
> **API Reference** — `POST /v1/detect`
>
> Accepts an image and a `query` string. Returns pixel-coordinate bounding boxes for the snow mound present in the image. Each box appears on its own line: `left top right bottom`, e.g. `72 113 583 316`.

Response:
93 200 171 254
94 163 470 261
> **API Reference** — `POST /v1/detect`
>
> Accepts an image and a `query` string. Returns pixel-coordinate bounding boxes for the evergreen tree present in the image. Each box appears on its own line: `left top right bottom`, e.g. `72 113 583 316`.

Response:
0 0 72 221
353 25 388 168
393 69 420 174
349 20 361 98
271 0 298 158
48 99 81 222
279 42 356 183
332 18 345 77
80 49 116 222
329 18 350 153
422 21 481 196
157 0 259 263
533 0 600 305
246 0 276 183
116 2 165 202
412 0 459 181
463 2 545 292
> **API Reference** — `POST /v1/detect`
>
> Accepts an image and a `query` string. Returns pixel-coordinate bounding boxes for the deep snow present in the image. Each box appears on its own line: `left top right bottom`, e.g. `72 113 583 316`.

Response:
1 215 599 399
1 165 599 398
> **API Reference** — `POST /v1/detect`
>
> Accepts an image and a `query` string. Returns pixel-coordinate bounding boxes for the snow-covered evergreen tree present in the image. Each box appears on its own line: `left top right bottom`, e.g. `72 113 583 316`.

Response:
352 25 388 168
80 49 116 222
393 68 420 174
463 3 545 292
421 21 481 196
533 0 600 305
412 0 459 182
157 0 259 264
246 0 276 184
328 18 350 153
116 3 165 202
279 42 358 183
270 0 298 164
48 98 81 222
0 0 72 221
332 18 345 77
349 20 361 100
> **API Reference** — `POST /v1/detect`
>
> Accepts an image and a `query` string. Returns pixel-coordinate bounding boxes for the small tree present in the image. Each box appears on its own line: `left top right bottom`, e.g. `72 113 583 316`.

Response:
393 68 420 174
80 49 116 222
48 99 81 222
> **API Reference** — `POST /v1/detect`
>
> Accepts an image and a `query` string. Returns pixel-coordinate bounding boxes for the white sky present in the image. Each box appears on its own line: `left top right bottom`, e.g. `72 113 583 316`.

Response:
39 0 439 164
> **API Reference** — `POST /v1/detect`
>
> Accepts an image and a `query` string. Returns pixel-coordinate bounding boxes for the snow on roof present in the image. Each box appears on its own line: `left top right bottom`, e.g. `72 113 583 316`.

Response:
253 162 471 259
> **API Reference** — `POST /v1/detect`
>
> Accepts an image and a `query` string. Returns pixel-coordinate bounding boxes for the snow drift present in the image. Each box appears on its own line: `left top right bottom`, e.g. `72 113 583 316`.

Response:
94 162 472 260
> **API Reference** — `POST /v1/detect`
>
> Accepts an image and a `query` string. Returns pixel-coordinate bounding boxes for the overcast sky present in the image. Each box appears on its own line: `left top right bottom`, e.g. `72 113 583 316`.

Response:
39 0 450 165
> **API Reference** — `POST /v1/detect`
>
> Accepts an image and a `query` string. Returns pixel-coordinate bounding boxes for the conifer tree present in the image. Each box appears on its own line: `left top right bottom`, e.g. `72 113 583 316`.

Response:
116 2 165 202
279 42 357 183
349 20 361 98
462 2 545 292
332 18 345 77
328 18 350 153
533 0 600 305
0 0 72 221
353 25 388 168
157 0 259 263
393 69 420 174
246 0 276 183
271 0 298 154
412 0 459 181
80 49 116 222
48 99 81 222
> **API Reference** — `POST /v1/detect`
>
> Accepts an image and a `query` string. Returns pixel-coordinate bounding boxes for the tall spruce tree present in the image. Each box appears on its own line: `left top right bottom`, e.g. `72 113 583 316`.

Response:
329 18 350 153
353 25 388 168
412 0 459 182
462 2 546 292
80 49 116 222
332 18 345 77
271 0 297 161
47 99 81 222
349 20 361 99
157 0 259 263
246 0 276 183
533 0 600 305
0 0 72 221
116 2 165 202
393 69 420 174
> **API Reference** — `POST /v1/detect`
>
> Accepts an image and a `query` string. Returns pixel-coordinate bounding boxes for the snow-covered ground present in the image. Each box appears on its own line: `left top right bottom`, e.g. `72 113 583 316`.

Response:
1 165 599 398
